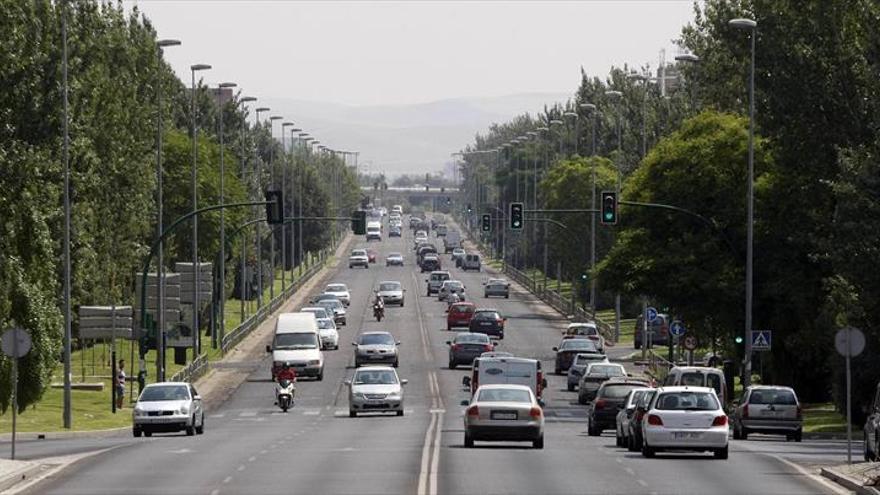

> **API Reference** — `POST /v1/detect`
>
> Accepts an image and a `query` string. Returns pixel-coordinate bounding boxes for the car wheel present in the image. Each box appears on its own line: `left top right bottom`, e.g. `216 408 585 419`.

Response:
504 294 509 299
741 427 749 440
144 431 152 438
628 434 638 452
642 442 655 458
714 446 729 460
732 423 742 440
349 410 357 418
133 427 142 438
397 410 404 417
555 367 562 376
533 436 544 449
448 360 456 370
186 418 196 436
794 429 802 442
866 436 875 462
484 293 488 298
577 392 588 405
567 383 575 392
317 370 324 381
588 423 600 437
196 414 205 434
393 360 399 368
464 434 474 448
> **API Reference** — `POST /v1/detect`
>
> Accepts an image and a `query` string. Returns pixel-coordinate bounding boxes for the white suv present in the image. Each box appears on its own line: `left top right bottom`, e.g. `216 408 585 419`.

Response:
349 249 369 269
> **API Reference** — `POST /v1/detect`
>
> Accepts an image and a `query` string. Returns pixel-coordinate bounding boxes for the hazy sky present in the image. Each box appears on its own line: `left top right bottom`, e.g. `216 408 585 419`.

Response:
125 0 696 106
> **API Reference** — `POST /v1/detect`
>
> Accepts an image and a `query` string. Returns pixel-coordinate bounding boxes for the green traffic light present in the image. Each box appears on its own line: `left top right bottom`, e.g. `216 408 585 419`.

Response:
604 213 613 220
735 336 744 344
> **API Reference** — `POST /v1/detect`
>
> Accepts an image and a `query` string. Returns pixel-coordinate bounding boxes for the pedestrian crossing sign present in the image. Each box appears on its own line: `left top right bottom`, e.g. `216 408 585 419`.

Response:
751 330 771 351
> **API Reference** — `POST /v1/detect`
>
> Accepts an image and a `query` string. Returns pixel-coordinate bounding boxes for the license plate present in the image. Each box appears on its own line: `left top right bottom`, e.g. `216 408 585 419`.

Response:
480 322 492 326
491 411 517 420
370 355 385 359
673 432 702 439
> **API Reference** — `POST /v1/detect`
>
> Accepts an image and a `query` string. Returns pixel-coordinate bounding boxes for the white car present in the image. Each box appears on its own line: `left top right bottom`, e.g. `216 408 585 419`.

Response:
323 283 351 306
563 322 605 353
300 307 331 321
386 252 404 266
641 386 729 459
346 366 407 417
349 249 369 269
133 382 205 437
316 317 339 350
377 280 405 306
464 384 544 449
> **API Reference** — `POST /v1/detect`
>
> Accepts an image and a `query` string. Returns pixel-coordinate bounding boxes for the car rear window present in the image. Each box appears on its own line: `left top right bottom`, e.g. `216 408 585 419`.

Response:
588 364 625 376
575 354 606 365
456 333 490 344
477 388 531 403
600 384 647 399
749 389 797 405
561 340 597 351
451 304 475 313
473 311 500 320
359 333 395 345
379 282 401 291
431 273 449 281
655 391 719 410
680 372 705 387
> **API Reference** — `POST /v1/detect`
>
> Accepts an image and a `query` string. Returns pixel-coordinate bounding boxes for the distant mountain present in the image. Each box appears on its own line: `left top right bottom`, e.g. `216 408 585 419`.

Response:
261 93 570 176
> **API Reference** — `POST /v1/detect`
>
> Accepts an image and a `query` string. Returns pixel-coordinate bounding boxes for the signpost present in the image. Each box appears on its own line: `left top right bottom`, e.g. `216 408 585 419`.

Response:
683 335 697 365
2 328 32 460
750 330 771 351
669 320 685 337
835 326 865 464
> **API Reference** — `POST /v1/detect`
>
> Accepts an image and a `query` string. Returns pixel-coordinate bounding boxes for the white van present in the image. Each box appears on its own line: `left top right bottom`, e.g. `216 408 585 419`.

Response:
464 356 547 403
366 221 382 241
443 230 462 253
266 312 324 380
663 366 727 405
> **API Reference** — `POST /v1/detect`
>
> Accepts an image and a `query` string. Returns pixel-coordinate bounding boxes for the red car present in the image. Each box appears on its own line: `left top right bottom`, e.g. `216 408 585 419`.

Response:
367 249 378 263
447 302 476 331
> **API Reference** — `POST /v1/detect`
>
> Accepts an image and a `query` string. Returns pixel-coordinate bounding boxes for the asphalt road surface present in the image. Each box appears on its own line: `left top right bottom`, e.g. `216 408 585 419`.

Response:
16 221 848 495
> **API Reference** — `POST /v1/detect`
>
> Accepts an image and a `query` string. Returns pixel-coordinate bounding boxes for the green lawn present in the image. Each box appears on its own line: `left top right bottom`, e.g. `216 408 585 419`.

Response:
802 403 849 433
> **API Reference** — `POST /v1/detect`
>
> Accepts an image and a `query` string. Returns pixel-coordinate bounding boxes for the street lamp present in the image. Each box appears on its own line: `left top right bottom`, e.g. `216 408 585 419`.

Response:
190 63 211 356
281 121 295 290
674 53 700 63
729 16 758 388
604 89 624 338
288 127 302 267
579 102 599 313
237 96 256 324
216 81 236 350
153 38 181 383
253 107 269 308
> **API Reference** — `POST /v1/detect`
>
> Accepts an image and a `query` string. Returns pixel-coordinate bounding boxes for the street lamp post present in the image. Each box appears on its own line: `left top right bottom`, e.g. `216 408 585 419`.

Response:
268 115 283 300
238 96 257 323
627 73 649 158
674 53 701 110
254 107 270 309
579 102 598 312
288 127 301 269
549 119 564 157
280 122 295 289
216 81 236 350
61 1 72 427
298 132 309 262
190 63 211 356
605 89 623 337
563 112 579 155
154 38 180 383
730 17 758 388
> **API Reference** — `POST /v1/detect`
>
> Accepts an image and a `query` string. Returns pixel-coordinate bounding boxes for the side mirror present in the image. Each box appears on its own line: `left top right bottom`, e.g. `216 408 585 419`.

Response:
401 379 409 385
351 342 358 346
193 395 202 401
462 376 471 387
492 341 500 346
538 399 546 408
396 341 401 346
460 399 470 406
266 345 272 353
552 347 558 352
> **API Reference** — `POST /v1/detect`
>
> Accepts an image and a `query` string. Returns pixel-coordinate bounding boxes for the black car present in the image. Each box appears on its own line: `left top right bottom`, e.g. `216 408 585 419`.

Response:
420 255 441 272
627 389 657 452
864 381 880 461
587 379 649 436
553 338 599 374
447 332 494 369
468 309 505 339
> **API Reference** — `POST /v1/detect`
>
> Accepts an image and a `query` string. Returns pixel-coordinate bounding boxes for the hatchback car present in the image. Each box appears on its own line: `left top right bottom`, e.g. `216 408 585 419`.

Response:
566 352 610 391
553 338 599 375
483 278 510 298
348 249 369 269
352 332 400 367
588 378 649 436
323 283 351 306
469 309 506 339
386 252 404 266
316 317 339 350
617 389 651 448
563 322 605 353
133 382 205 437
377 281 405 306
732 385 802 441
641 386 729 459
346 366 407 417
464 384 544 449
438 280 466 301
420 255 441 272
578 362 627 404
426 271 451 295
451 248 466 265
864 381 880 461
316 299 346 326
447 302 477 331
447 332 495 369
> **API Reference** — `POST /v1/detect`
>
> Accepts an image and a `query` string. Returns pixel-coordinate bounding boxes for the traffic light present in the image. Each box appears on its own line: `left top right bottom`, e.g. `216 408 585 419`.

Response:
509 202 524 230
600 191 618 225
467 203 473 213
481 214 491 232
265 189 283 225
351 210 367 235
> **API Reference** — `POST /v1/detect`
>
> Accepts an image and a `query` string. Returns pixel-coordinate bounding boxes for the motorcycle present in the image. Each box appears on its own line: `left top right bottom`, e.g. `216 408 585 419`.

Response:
275 379 296 412
373 302 384 322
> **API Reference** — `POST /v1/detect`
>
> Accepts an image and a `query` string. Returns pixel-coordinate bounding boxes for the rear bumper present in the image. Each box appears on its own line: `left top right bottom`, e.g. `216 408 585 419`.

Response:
741 418 802 433
644 427 729 449
466 424 542 441
590 410 621 429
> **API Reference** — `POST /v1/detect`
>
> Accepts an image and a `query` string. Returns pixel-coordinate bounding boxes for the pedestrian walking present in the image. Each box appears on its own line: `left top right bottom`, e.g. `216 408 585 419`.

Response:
116 359 126 409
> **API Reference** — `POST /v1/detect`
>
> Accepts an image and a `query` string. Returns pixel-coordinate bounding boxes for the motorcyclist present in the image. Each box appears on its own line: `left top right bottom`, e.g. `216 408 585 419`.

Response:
447 290 461 307
373 292 385 319
276 362 297 383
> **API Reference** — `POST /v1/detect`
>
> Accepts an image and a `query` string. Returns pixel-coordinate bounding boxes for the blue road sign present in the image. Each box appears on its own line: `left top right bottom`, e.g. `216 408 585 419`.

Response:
669 320 686 337
646 307 658 323
751 330 771 351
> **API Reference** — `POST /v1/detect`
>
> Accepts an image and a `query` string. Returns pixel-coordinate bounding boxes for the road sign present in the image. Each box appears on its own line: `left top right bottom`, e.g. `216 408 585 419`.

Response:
683 335 697 351
751 330 771 351
1 328 31 358
669 320 685 337
835 327 865 358
646 307 658 323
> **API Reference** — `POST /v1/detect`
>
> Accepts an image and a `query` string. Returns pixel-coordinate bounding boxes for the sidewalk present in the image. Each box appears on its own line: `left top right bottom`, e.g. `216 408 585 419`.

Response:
0 458 46 493
821 462 880 495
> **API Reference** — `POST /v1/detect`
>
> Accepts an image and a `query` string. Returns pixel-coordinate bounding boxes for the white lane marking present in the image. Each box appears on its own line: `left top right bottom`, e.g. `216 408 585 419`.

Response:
236 465 245 472
417 409 439 495
625 467 635 476
248 456 256 462
238 411 257 417
302 409 321 416
259 450 267 455
209 413 225 419
410 271 432 362
210 489 220 495
763 453 851 495
637 479 648 487
222 476 232 484
428 409 446 414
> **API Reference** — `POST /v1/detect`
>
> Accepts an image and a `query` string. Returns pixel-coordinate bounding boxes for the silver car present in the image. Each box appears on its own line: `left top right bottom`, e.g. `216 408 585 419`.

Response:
566 352 610 391
386 252 404 266
347 366 407 417
323 283 351 306
349 249 369 269
316 317 339 350
733 386 803 441
301 307 331 321
133 382 205 437
352 331 400 367
438 280 465 301
377 281 405 306
317 299 346 326
464 384 545 449
483 278 510 298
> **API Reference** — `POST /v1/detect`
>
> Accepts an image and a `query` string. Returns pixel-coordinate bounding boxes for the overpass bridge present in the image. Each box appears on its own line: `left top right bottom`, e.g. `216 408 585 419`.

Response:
360 186 462 211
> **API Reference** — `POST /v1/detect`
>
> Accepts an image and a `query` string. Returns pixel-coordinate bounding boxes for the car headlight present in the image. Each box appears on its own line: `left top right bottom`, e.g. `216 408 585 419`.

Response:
352 392 366 399
308 359 320 366
178 405 190 415
387 392 402 400
134 407 146 417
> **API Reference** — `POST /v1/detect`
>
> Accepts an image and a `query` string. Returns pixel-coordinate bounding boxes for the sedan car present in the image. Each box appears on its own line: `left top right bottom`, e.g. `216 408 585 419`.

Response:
447 302 477 331
451 248 466 265
352 332 400 367
464 384 544 449
617 389 651 448
438 280 466 301
577 362 627 404
347 366 407 417
468 309 506 339
566 352 610 391
133 382 205 437
316 298 346 326
588 378 649 436
420 254 441 272
349 249 369 269
389 226 402 237
553 338 599 375
386 252 404 266
732 385 802 441
447 332 495 369
377 280 405 306
563 322 605 353
641 386 729 459
483 278 510 298
323 283 351 306
316 317 339 350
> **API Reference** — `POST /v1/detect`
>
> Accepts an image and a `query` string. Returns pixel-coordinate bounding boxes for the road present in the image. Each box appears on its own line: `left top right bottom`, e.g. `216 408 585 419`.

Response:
14 219 848 494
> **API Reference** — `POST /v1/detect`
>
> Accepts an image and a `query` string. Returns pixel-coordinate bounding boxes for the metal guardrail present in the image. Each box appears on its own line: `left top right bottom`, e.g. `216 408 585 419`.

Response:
170 352 210 383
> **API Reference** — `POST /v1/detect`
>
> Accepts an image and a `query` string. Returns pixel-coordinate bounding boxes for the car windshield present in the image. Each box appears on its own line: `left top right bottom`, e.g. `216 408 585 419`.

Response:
656 391 719 411
379 282 401 291
359 333 395 345
274 332 318 349
354 370 398 385
680 372 705 387
316 319 335 330
561 340 596 351
444 281 463 289
601 384 646 399
140 385 190 402
575 354 606 365
431 273 449 281
302 308 329 319
388 252 402 258
588 364 625 376
474 311 500 320
477 388 532 403
749 389 797 405
351 250 366 256
456 333 490 344
326 284 346 292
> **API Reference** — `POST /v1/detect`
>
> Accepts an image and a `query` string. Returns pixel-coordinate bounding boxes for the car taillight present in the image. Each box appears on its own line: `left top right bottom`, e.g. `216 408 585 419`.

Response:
529 407 543 418
796 404 802 419
452 344 461 351
594 399 607 410
647 414 663 426
467 406 480 417
742 404 749 419
712 415 728 427
483 344 493 352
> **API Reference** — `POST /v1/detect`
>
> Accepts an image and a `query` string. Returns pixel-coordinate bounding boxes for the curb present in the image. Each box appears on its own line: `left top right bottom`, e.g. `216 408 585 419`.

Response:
821 467 880 495
0 426 129 442
0 461 49 493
